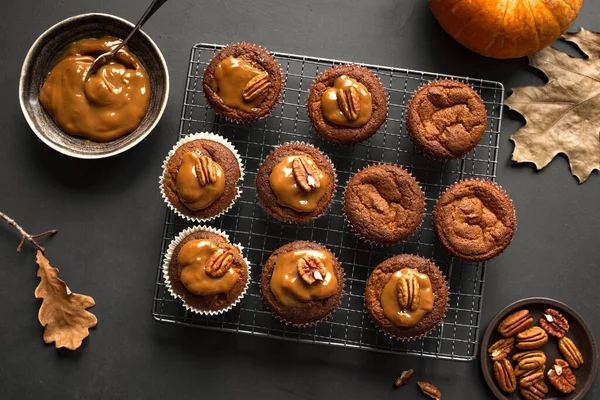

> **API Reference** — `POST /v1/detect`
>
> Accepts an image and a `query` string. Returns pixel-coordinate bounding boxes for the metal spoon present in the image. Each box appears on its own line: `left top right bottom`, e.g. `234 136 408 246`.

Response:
84 0 168 80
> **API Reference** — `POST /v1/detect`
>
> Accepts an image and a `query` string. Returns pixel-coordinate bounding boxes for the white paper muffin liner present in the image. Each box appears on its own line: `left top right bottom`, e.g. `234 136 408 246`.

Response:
342 162 426 246
162 225 251 315
159 132 245 223
257 141 338 224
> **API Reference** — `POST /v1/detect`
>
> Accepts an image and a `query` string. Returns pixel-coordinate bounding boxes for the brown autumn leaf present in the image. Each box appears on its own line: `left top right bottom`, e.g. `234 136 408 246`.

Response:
35 251 97 350
506 28 600 183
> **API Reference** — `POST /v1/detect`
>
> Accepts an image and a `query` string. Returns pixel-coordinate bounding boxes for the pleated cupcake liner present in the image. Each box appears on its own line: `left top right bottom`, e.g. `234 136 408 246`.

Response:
203 42 283 124
162 224 251 316
257 141 338 225
159 131 245 223
432 178 517 262
306 63 388 145
341 162 426 246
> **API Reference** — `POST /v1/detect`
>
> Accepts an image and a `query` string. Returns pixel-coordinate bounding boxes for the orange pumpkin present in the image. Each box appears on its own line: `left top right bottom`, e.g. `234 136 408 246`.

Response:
428 0 583 59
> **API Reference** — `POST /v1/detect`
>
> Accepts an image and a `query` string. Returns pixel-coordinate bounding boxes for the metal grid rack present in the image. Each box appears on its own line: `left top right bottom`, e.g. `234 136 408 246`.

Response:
152 43 505 362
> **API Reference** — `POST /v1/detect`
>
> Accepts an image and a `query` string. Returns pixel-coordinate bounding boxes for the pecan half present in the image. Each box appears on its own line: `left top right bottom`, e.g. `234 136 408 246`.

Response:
519 381 548 400
488 337 515 361
519 368 545 388
194 155 219 186
337 86 361 121
394 369 413 387
292 156 321 192
417 381 441 399
513 350 547 374
498 309 534 337
516 327 548 350
493 358 517 393
548 359 576 393
297 255 327 285
397 274 420 311
539 308 569 338
205 248 234 278
242 73 271 102
558 337 584 369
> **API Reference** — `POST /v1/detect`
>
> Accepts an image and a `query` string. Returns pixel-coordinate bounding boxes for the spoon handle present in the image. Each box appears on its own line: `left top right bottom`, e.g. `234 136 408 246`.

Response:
111 0 168 56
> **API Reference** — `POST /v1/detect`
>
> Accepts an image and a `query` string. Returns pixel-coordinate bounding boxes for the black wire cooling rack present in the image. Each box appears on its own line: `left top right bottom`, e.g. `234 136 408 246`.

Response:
152 43 505 361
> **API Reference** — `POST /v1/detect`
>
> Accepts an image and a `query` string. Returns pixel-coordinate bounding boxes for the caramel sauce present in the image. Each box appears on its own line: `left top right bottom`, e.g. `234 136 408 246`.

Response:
39 37 150 142
175 152 225 211
213 56 267 112
270 249 337 307
381 268 434 327
321 75 372 128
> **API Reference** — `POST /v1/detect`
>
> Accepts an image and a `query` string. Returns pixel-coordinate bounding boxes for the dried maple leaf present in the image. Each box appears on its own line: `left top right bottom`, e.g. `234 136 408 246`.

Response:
35 251 97 350
506 28 600 183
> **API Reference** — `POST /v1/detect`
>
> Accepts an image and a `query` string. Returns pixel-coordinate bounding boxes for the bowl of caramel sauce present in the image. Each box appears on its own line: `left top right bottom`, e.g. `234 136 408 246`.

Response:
19 13 169 158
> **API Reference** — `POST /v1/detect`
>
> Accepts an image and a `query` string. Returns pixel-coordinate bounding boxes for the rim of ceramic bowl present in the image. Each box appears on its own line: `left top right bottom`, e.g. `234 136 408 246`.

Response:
18 12 170 159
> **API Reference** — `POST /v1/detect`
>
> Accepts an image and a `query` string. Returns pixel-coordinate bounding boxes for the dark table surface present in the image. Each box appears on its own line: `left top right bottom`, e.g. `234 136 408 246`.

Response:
1 1 599 399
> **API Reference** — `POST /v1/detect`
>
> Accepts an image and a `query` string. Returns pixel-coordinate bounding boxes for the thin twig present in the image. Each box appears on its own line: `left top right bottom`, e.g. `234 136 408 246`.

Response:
0 211 57 253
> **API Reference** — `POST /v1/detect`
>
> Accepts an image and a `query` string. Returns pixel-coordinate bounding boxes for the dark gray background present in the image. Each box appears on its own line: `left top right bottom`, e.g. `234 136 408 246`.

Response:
1 0 599 399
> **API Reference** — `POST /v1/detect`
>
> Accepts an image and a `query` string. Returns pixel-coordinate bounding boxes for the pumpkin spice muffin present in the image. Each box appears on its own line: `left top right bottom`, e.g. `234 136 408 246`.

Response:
161 133 243 222
365 254 448 339
256 143 336 224
261 241 344 325
307 64 387 144
343 164 425 245
406 79 487 160
203 43 282 123
163 226 249 314
433 179 516 262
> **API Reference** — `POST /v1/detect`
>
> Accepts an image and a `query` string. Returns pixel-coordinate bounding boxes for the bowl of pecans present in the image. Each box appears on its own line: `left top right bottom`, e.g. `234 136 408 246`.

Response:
480 298 597 400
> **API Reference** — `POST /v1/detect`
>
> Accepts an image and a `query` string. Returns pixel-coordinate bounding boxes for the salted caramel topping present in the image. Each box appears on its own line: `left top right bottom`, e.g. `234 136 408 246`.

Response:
321 75 372 128
214 56 269 112
39 37 150 142
269 156 330 213
270 249 338 307
175 152 225 211
381 268 434 327
178 239 239 295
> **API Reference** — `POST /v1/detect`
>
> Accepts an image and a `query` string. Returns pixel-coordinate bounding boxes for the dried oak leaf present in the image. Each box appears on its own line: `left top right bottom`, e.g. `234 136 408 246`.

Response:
35 251 97 350
506 28 600 183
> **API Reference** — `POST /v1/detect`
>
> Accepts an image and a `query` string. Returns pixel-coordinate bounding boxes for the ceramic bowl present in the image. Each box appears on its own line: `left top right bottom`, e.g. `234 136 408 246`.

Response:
19 13 169 159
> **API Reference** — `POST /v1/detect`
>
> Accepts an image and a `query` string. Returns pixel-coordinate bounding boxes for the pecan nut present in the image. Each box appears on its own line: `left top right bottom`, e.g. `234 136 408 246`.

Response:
292 156 321 192
493 358 517 393
417 381 442 399
513 350 547 374
397 274 420 311
297 255 327 285
488 337 515 361
205 248 234 278
548 359 576 393
498 309 534 337
519 381 548 400
394 369 413 387
242 73 271 102
539 308 569 338
337 86 361 121
518 368 545 388
516 327 548 350
558 337 584 369
194 155 219 186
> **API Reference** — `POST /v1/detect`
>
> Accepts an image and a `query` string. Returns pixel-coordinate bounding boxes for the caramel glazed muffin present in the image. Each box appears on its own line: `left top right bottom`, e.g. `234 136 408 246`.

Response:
344 164 425 244
261 241 344 325
307 64 388 144
203 43 282 122
167 230 248 313
256 143 336 224
406 79 487 160
162 138 241 220
365 254 449 339
433 179 516 262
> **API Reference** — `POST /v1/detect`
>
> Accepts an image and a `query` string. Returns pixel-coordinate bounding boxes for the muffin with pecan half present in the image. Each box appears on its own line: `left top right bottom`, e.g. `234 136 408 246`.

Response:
365 254 448 339
256 143 336 224
163 226 249 314
261 241 344 325
307 64 387 144
203 43 282 123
